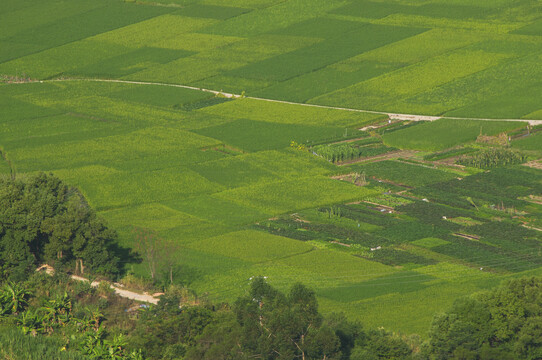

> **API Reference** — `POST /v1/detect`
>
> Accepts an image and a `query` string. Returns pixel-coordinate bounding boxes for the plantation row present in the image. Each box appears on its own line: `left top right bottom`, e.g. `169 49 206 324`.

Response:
457 148 526 168
312 143 396 163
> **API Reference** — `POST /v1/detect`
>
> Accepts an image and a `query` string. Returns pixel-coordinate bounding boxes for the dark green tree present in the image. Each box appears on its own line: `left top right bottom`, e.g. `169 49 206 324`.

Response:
130 288 214 360
188 278 343 360
424 277 542 359
0 173 122 279
351 329 412 360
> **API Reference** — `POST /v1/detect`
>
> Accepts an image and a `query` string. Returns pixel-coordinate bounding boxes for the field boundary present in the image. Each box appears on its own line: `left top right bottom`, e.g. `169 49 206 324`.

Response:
19 78 542 126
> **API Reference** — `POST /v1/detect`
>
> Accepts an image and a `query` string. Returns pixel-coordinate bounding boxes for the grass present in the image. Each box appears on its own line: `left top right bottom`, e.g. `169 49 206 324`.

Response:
513 19 542 36
412 238 451 249
109 83 212 107
276 249 396 283
0 96 62 122
0 157 10 174
10 126 221 171
175 4 250 20
318 271 436 303
199 97 381 127
199 0 346 37
56 166 223 210
312 49 513 114
382 119 526 151
2 77 540 337
185 230 313 263
215 177 379 215
189 155 278 188
271 17 364 39
0 326 85 360
89 14 217 48
165 195 271 226
241 149 336 179
2 2 172 55
254 60 403 103
349 160 457 187
102 203 208 232
404 53 542 117
74 47 193 78
512 132 542 151
227 24 425 82
1 0 541 118
193 118 355 151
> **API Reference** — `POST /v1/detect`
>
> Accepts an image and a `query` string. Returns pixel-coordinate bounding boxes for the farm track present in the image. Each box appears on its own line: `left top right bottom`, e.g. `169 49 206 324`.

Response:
35 78 542 126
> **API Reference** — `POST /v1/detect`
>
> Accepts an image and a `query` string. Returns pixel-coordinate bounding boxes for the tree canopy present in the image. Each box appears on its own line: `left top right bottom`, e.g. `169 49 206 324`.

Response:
185 278 412 360
424 276 542 359
0 173 121 280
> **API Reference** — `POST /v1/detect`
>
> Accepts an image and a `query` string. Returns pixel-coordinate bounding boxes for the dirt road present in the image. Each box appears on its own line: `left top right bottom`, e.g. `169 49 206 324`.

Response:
37 78 542 126
70 274 159 304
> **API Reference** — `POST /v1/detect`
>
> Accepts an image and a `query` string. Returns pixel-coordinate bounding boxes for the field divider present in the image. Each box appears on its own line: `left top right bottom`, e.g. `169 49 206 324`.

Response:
32 78 542 125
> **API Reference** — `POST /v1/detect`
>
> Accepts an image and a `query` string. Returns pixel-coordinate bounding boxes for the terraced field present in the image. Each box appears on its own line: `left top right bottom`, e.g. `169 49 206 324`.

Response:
1 0 542 336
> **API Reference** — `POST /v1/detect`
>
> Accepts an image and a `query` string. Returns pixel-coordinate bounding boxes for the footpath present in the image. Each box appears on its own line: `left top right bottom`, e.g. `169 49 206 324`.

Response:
70 274 160 304
37 265 160 304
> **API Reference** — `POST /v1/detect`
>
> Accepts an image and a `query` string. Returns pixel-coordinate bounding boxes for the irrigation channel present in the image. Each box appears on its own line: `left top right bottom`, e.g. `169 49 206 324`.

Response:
36 78 542 126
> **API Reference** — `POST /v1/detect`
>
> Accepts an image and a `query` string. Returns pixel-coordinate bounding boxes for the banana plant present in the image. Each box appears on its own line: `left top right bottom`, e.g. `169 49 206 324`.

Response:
17 309 45 335
0 302 10 317
128 349 145 360
1 281 31 314
85 306 105 331
42 292 72 326
80 326 106 357
104 334 128 359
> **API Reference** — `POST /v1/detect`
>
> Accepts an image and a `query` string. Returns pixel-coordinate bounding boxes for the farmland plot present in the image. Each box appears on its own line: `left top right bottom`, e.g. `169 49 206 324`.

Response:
382 119 526 151
198 97 381 127
193 118 353 151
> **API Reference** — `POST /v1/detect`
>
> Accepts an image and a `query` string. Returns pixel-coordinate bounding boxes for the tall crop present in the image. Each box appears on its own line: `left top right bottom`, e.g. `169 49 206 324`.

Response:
457 148 526 168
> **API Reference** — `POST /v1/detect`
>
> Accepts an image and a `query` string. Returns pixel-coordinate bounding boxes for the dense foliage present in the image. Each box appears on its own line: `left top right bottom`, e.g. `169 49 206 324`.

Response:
0 273 145 359
457 148 526 168
423 277 542 359
137 278 414 360
0 275 414 360
312 143 395 163
0 173 122 280
0 326 85 359
6 273 542 360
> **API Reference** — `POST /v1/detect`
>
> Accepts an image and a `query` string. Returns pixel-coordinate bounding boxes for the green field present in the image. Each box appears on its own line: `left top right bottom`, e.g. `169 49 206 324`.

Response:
382 119 527 151
1 0 542 117
1 0 542 338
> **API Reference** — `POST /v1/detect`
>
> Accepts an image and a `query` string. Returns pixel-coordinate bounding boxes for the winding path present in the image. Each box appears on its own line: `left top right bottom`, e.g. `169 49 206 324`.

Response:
70 274 159 304
36 78 542 126
36 264 160 304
